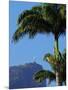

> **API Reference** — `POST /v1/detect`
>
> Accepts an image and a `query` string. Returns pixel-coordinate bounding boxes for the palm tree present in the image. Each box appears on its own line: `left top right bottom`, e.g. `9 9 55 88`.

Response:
33 50 66 86
13 4 66 86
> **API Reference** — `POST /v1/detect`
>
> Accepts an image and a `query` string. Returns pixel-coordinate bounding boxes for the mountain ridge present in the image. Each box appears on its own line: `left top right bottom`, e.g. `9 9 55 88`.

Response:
9 62 46 89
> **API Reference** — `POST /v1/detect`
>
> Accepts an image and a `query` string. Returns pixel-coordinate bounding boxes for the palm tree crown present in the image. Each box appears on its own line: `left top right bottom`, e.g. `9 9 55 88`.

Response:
13 4 66 42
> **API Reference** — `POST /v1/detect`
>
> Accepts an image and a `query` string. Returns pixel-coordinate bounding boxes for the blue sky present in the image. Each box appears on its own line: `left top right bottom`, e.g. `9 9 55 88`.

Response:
9 1 66 72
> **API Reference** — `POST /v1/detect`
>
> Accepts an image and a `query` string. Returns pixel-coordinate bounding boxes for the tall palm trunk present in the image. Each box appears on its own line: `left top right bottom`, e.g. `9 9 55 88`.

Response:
54 35 61 86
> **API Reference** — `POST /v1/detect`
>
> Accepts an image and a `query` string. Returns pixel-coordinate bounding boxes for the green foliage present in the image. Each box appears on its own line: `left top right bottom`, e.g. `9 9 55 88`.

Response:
42 49 66 85
34 49 66 85
43 53 56 65
13 4 66 42
33 70 55 83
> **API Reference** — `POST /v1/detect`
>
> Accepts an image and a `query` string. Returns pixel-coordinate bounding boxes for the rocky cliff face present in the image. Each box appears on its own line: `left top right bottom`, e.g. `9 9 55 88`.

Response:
9 62 46 89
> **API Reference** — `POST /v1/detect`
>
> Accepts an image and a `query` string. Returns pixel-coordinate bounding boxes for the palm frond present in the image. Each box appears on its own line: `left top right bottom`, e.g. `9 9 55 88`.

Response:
22 14 52 34
17 10 42 25
33 70 55 83
58 5 66 19
32 5 42 12
13 12 52 41
45 4 57 22
13 26 28 42
43 53 56 65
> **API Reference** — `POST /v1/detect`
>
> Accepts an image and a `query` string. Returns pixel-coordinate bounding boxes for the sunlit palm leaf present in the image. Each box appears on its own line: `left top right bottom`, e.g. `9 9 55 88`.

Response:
58 5 66 19
43 53 56 65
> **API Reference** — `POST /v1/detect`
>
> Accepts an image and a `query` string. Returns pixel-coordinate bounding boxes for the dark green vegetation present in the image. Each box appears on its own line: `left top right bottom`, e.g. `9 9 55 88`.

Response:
34 49 66 86
13 3 66 86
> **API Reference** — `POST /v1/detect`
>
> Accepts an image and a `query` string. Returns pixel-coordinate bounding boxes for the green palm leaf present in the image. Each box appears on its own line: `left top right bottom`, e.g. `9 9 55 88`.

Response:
43 53 56 65
13 10 52 42
33 70 55 83
17 10 42 25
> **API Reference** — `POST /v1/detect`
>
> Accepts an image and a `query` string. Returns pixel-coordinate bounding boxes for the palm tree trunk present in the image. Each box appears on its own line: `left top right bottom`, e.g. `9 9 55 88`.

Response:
56 71 61 86
54 36 59 59
54 35 62 86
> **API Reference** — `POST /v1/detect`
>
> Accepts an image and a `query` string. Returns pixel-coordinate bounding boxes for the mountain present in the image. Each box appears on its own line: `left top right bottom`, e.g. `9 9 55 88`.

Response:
9 62 46 89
